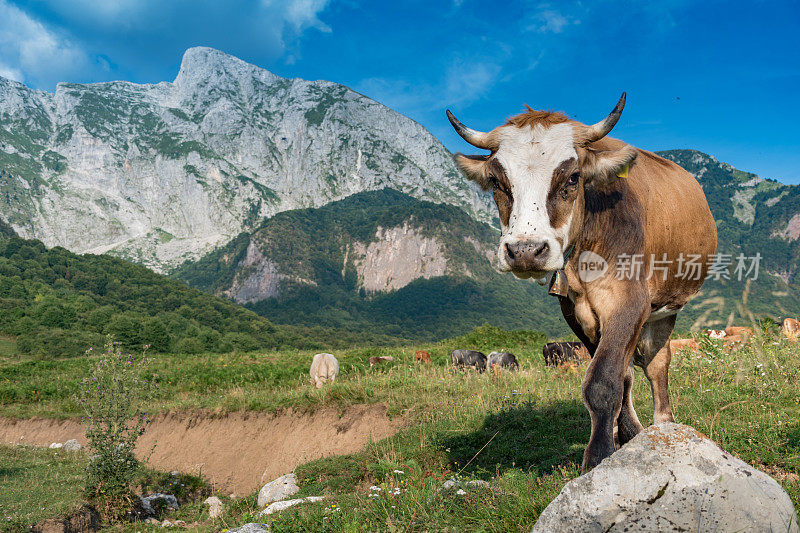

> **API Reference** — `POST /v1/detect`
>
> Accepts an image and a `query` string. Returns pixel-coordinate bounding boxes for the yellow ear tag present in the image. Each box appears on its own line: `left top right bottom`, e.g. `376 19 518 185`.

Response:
617 163 630 178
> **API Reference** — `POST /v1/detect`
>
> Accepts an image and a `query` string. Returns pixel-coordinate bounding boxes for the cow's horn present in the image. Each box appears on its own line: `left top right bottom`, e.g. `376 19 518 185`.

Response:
583 92 626 144
446 110 497 150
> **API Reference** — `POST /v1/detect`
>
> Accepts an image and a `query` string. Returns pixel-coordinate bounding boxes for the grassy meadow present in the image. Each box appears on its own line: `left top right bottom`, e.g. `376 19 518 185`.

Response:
0 325 799 531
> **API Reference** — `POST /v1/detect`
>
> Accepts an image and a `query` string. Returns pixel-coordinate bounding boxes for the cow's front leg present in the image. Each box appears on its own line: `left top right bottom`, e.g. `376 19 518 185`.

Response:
617 363 643 447
581 302 648 473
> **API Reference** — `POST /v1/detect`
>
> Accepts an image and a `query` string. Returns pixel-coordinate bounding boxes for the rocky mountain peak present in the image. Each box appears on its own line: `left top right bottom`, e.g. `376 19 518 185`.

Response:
174 46 280 91
0 47 493 272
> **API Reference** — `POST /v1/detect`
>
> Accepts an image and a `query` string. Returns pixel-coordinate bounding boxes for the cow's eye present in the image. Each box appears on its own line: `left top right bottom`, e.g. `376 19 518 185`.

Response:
566 172 580 187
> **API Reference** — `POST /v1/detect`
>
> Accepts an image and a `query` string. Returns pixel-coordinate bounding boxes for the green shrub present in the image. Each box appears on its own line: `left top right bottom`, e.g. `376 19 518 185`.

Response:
77 338 155 521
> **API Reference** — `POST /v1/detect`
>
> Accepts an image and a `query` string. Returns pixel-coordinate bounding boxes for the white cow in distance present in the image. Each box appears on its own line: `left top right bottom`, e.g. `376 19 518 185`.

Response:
310 353 339 388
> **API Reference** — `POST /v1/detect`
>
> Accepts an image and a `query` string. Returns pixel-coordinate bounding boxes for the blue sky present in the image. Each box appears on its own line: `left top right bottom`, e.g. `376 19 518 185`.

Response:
1 0 798 182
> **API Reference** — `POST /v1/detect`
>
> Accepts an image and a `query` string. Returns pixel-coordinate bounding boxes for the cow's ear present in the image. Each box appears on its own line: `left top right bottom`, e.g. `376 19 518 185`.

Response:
454 153 491 190
583 145 638 186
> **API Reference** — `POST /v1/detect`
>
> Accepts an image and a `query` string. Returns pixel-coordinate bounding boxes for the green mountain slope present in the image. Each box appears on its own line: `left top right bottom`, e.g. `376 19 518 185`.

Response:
174 189 569 339
0 235 401 357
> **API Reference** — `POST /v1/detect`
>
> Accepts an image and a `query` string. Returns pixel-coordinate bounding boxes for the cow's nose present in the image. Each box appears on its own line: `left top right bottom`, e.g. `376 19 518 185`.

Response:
504 240 549 270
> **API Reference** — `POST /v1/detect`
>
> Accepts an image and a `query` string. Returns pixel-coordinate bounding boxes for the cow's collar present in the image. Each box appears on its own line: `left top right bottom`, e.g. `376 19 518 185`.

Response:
548 244 576 298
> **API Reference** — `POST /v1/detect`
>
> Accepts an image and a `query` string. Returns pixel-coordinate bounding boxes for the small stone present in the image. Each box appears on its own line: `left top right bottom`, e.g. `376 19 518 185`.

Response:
227 524 271 533
62 439 82 452
456 489 466 496
203 496 224 519
49 442 63 449
161 520 173 528
258 496 324 517
139 493 179 518
257 473 299 508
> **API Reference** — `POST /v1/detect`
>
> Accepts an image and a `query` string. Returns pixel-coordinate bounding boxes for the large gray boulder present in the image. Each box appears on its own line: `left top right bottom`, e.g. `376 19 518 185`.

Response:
257 473 299 508
533 423 799 532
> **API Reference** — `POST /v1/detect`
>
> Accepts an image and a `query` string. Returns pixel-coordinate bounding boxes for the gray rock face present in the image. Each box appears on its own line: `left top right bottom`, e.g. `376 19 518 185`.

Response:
0 47 493 272
257 472 299 508
532 423 799 533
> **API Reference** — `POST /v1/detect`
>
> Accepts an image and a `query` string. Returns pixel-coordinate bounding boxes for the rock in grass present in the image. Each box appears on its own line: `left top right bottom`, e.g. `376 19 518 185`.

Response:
62 439 82 452
48 442 63 449
257 473 299 507
203 496 224 518
258 496 325 517
228 524 271 533
441 478 490 491
532 423 799 533
139 493 179 518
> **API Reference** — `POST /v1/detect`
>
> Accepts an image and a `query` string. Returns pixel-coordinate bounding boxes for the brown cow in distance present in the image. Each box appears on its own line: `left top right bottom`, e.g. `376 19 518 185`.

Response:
704 329 726 339
725 326 753 337
669 339 700 354
414 350 431 363
783 318 800 341
447 93 716 472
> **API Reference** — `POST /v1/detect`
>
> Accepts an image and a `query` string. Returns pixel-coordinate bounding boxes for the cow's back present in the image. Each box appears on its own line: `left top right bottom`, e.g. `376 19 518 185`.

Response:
594 138 717 309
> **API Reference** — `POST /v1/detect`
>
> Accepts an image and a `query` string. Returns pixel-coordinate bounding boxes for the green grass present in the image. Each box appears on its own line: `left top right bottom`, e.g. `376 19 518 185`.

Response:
0 445 87 531
0 337 15 359
1 326 799 530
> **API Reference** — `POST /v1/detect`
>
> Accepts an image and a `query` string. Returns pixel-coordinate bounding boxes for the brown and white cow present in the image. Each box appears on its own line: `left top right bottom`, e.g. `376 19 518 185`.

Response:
447 93 717 472
782 318 800 341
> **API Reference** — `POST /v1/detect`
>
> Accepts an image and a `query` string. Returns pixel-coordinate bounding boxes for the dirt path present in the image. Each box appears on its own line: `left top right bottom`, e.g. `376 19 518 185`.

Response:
0 404 401 495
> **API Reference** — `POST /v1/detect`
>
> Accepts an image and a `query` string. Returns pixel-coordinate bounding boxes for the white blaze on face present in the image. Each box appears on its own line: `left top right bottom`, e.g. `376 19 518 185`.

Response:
495 122 577 274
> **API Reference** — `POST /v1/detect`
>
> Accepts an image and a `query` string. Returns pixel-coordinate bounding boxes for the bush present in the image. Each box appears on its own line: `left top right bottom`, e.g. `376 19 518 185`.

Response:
77 338 156 521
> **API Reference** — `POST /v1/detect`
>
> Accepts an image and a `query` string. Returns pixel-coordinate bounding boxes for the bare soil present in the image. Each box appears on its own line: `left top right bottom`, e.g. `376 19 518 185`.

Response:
0 404 401 494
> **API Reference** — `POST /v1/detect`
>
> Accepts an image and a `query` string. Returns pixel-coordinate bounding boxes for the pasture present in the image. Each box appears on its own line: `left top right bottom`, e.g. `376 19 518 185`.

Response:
0 325 798 531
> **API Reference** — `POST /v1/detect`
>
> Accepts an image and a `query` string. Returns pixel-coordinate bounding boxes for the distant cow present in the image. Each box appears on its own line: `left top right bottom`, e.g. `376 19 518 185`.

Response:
725 326 753 337
369 356 395 367
722 335 746 349
310 353 339 388
542 342 590 367
669 339 700 354
414 350 431 363
487 351 519 372
783 318 800 341
704 329 727 339
451 350 487 372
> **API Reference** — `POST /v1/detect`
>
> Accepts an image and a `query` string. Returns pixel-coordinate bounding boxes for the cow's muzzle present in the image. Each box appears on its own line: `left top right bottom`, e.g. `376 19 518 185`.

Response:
504 239 551 273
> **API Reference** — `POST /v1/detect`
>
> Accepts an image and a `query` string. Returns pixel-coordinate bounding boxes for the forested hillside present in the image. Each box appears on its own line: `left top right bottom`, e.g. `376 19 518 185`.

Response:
0 235 401 357
174 189 569 339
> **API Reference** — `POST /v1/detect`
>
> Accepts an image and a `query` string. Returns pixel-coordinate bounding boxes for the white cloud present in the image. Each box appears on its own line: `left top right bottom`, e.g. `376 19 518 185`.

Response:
0 0 89 87
357 58 501 116
525 3 580 33
281 0 332 33
0 61 23 82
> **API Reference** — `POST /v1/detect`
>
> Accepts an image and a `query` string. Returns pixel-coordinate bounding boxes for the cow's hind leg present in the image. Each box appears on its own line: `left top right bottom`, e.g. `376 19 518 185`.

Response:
636 314 677 424
616 363 643 447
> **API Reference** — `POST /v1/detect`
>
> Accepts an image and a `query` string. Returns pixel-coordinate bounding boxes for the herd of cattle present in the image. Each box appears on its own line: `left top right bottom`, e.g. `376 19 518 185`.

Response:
307 318 800 388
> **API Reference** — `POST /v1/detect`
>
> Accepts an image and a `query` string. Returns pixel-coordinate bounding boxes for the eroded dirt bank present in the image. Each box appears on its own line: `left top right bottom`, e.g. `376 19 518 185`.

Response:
0 404 401 494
